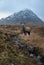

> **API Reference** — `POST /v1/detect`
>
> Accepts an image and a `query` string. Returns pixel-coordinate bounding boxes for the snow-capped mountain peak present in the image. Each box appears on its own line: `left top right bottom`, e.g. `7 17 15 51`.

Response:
0 9 44 25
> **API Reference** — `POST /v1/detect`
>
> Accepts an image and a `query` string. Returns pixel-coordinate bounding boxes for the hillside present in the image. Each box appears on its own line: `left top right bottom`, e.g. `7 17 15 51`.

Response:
0 25 44 65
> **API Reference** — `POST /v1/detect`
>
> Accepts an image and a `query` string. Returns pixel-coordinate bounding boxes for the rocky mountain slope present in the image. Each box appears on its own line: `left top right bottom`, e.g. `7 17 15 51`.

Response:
0 9 44 25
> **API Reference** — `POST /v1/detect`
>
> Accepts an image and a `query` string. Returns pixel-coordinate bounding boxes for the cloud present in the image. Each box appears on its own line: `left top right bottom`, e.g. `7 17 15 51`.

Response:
0 0 44 21
0 0 16 12
0 0 31 12
0 12 12 19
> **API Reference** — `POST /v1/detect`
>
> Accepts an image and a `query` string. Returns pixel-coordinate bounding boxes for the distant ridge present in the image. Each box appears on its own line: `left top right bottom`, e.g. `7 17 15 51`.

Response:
0 9 44 25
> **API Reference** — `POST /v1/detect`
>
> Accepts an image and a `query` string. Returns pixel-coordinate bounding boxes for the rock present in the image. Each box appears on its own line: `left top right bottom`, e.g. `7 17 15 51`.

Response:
27 46 34 54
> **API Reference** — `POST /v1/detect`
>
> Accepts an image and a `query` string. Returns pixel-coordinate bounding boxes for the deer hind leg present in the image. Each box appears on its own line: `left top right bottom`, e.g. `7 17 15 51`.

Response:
28 32 30 35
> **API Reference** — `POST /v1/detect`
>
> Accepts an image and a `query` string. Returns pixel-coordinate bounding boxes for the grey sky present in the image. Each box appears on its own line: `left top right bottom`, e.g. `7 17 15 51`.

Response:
0 0 44 21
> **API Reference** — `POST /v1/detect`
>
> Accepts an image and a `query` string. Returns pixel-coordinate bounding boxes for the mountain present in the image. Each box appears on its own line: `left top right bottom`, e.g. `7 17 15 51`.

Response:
0 9 44 25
